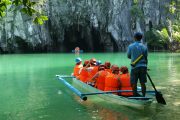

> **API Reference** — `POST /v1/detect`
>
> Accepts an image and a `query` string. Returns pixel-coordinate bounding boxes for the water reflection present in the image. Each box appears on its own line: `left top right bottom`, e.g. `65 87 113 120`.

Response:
75 96 129 120
167 54 179 82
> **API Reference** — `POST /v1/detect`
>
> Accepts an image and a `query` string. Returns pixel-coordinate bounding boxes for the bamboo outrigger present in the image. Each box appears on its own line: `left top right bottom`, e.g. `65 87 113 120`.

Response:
56 75 157 108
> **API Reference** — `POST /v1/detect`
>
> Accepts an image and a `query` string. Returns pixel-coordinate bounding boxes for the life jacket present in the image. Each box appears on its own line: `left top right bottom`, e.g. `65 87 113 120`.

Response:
89 66 99 79
73 64 83 77
95 71 109 91
104 73 121 94
78 68 89 83
119 73 133 96
105 69 112 73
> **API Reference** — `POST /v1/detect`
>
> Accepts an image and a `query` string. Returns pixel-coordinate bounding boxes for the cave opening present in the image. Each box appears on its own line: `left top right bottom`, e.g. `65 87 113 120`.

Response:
63 24 104 52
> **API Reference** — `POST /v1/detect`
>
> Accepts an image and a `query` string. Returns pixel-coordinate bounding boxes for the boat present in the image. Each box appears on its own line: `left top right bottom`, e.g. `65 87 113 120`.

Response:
56 75 157 108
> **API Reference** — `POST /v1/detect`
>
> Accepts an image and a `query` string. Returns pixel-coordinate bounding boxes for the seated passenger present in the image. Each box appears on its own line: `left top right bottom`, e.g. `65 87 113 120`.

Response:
104 65 121 95
90 65 109 91
77 60 90 83
104 61 111 73
119 66 133 96
72 57 83 77
88 58 99 79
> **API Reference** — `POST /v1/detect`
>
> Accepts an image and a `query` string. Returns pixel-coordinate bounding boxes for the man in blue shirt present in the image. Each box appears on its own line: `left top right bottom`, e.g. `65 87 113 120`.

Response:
127 32 148 96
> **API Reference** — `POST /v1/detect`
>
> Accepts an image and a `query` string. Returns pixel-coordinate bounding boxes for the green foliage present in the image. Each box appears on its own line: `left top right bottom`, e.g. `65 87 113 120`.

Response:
20 7 36 16
145 0 180 51
173 32 180 42
173 25 180 31
0 11 5 17
133 0 139 4
0 0 48 25
172 23 180 42
159 28 169 42
130 5 144 19
145 29 169 50
145 24 180 51
12 0 21 6
33 15 48 25
169 1 176 14
0 0 12 17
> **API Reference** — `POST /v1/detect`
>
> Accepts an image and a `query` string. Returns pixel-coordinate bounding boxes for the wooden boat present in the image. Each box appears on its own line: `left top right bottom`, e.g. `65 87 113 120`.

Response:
56 75 156 108
72 78 155 107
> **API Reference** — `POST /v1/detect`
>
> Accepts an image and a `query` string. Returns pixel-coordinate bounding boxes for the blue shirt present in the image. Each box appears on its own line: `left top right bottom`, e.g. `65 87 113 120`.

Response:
127 41 148 69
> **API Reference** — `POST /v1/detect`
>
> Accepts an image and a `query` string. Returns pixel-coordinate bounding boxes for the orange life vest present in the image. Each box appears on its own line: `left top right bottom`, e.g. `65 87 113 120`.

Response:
119 73 133 96
78 68 89 83
95 71 109 91
105 69 112 73
89 66 99 79
73 64 83 77
104 73 121 93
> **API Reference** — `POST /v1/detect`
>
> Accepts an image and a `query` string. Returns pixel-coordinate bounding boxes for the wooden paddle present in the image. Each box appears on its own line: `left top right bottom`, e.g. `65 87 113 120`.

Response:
146 72 166 105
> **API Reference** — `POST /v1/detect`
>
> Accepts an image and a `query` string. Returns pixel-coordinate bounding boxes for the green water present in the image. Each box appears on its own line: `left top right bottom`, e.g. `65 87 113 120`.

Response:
0 53 180 120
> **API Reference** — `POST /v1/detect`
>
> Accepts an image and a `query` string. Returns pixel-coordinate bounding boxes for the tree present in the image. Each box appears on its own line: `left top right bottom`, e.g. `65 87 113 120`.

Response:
145 28 169 51
0 0 48 24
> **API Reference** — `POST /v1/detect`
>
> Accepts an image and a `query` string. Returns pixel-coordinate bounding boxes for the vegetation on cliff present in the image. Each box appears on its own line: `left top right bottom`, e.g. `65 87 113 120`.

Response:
145 0 180 52
0 0 48 24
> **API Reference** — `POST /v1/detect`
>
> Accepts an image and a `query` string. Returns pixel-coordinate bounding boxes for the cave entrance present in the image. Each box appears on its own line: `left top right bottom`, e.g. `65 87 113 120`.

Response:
63 24 104 52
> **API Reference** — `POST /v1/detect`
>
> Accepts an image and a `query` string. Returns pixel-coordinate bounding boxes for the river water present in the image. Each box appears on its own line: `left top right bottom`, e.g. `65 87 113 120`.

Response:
0 53 179 120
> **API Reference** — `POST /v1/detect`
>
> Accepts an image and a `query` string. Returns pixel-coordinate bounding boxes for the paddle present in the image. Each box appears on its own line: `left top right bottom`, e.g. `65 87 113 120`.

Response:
146 72 166 105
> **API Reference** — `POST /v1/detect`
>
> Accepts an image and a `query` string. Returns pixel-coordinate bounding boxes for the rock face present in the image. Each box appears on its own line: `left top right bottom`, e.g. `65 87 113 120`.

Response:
0 0 171 53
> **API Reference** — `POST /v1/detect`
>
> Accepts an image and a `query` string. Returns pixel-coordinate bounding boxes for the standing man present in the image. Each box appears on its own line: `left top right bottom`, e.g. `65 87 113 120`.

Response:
127 32 148 97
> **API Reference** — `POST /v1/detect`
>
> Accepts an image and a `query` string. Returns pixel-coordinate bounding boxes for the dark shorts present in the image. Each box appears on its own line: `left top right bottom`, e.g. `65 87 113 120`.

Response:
130 67 147 84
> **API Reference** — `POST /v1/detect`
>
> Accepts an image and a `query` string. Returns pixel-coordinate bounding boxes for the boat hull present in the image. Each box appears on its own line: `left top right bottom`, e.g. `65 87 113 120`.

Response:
72 78 153 108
